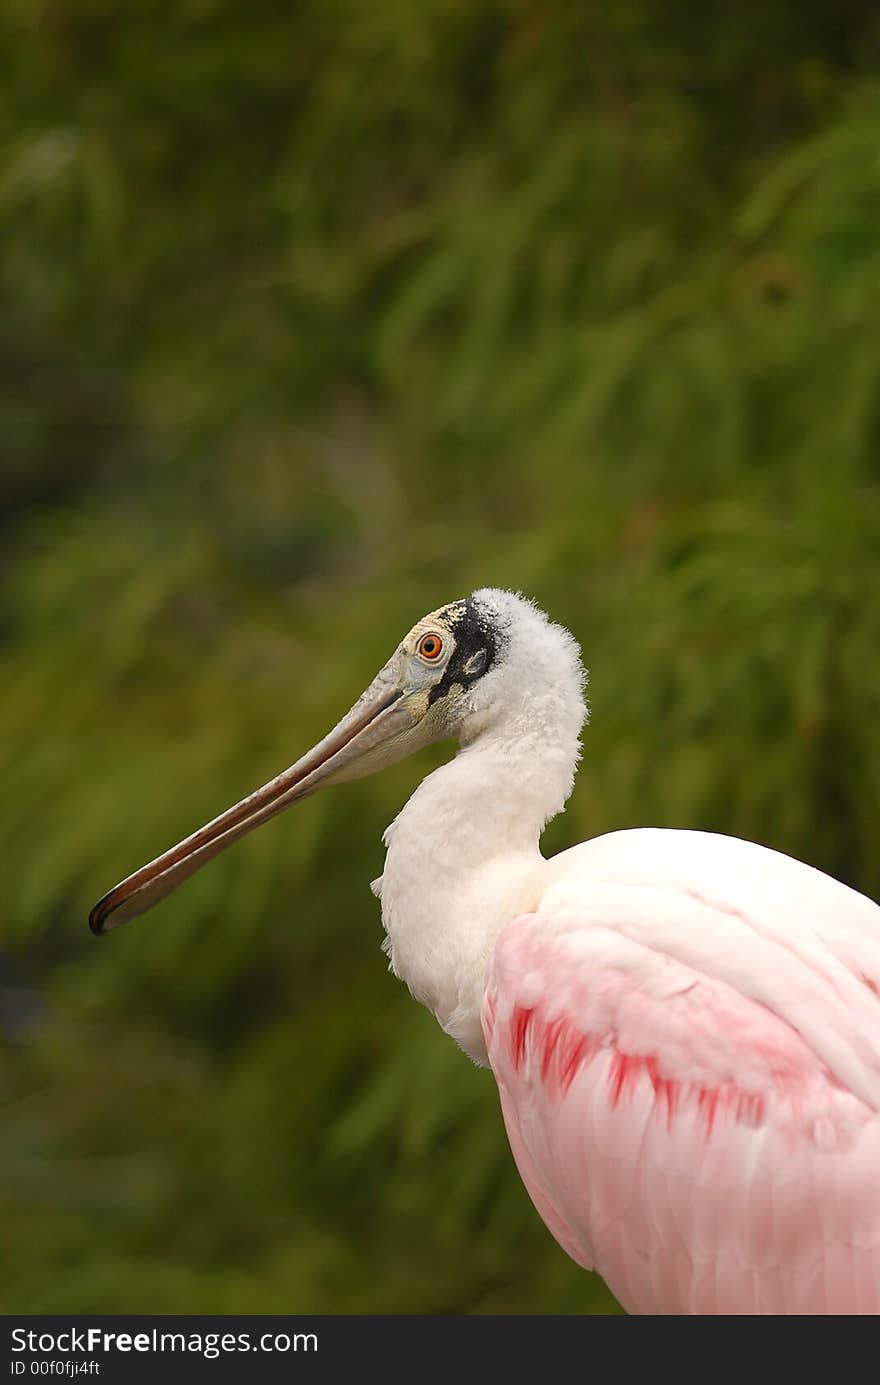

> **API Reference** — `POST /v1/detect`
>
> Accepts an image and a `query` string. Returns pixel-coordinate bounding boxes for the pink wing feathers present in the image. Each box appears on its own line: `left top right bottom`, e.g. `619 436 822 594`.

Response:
482 829 880 1314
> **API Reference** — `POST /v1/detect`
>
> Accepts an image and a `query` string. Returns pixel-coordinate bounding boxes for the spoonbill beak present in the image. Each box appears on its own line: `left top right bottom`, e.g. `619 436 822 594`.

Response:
89 649 424 935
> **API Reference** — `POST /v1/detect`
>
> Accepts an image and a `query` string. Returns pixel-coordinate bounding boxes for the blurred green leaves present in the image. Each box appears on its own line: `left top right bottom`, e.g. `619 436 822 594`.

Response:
2 0 879 1314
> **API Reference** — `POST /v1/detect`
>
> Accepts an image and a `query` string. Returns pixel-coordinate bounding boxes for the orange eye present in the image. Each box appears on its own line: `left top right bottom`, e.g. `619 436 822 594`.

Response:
418 632 444 660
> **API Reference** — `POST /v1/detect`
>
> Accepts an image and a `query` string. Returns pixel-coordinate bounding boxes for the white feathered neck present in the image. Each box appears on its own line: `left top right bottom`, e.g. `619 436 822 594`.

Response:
375 589 588 1062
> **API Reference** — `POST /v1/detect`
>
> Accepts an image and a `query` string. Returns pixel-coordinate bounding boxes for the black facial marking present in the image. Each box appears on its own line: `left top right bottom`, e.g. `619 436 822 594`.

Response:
427 597 500 705
463 647 487 677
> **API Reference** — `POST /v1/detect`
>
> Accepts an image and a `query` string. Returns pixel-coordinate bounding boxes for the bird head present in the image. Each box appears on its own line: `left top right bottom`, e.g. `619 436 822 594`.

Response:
89 588 585 934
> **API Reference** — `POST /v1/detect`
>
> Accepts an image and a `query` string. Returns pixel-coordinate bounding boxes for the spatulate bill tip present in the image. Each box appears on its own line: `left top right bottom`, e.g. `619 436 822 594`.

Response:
89 892 119 936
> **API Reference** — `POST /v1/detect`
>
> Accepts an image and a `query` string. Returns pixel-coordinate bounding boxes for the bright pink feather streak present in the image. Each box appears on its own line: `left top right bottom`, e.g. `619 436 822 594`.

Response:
482 836 880 1315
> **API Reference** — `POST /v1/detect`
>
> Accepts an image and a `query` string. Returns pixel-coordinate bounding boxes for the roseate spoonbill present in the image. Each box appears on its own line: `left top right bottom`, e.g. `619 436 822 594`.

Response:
90 590 880 1314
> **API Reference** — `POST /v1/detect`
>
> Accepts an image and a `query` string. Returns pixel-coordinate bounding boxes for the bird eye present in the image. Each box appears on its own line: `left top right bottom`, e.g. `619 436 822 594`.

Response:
418 632 444 661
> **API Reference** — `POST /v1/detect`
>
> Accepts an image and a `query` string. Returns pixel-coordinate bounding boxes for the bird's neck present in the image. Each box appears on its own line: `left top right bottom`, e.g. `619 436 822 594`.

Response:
377 719 580 1063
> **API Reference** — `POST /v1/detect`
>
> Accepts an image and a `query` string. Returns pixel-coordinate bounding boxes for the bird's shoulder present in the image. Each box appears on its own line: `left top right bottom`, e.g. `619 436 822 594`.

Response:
487 827 880 1111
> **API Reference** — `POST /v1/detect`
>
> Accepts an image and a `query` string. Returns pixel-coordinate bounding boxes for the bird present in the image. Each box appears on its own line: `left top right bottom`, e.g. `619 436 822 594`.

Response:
90 588 880 1315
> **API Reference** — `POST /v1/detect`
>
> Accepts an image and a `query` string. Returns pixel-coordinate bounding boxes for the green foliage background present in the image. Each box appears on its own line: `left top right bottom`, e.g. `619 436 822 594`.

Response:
3 0 880 1313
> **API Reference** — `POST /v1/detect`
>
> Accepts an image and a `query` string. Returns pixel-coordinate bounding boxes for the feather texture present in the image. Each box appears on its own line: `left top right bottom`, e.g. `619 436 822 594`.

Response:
484 829 880 1314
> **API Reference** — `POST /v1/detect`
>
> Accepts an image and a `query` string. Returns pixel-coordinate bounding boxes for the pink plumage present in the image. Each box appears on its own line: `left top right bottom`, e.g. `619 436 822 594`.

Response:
484 829 880 1314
